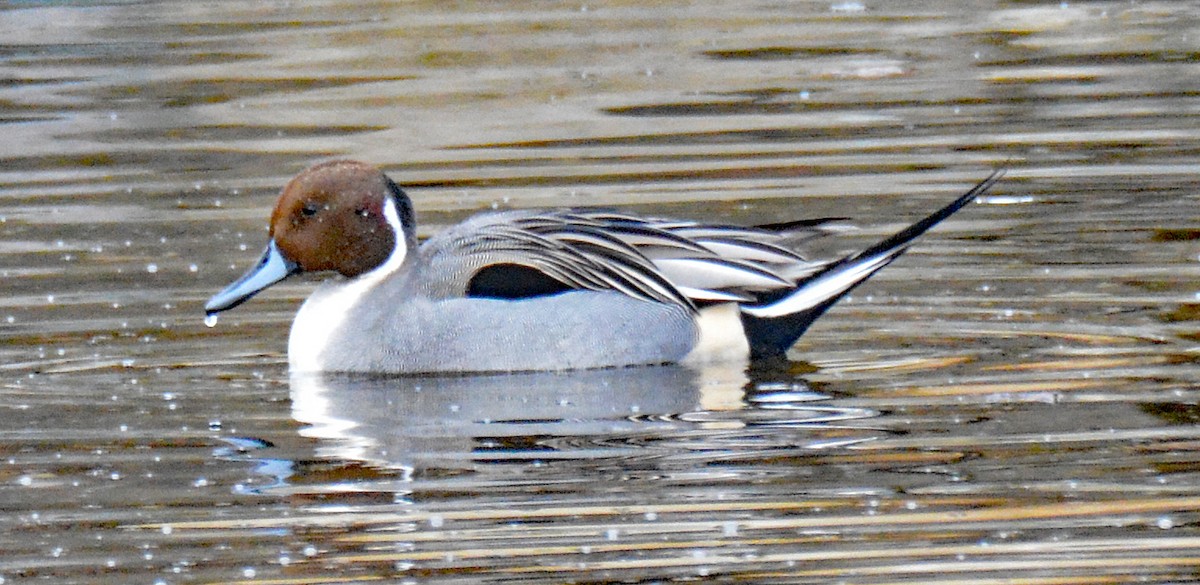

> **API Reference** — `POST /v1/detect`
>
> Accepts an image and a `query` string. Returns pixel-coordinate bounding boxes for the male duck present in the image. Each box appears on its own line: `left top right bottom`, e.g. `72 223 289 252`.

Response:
206 160 1001 374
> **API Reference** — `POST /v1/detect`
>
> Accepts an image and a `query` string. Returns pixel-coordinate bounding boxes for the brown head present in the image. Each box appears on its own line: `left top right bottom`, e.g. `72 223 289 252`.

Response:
270 160 415 277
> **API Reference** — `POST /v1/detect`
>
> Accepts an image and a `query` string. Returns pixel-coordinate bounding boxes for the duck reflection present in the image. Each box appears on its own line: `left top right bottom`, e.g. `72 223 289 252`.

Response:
290 364 749 471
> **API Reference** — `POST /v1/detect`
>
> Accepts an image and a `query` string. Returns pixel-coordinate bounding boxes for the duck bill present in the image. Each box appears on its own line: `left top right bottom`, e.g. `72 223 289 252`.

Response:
204 240 299 315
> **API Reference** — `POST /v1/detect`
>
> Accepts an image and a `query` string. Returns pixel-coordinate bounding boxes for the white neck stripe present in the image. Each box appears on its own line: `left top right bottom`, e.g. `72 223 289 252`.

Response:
372 194 409 279
287 195 410 371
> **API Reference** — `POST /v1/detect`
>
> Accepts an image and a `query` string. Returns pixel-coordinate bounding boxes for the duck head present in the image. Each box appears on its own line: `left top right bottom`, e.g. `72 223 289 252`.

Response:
204 160 415 316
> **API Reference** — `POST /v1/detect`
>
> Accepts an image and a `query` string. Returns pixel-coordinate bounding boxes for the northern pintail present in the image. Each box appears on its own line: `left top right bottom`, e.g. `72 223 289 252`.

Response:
205 160 1001 374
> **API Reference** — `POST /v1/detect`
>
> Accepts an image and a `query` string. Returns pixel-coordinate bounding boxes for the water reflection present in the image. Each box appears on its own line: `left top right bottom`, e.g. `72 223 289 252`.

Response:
289 364 880 474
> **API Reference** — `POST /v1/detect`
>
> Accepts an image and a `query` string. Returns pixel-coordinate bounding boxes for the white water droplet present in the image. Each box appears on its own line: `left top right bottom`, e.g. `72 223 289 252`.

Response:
204 314 219 328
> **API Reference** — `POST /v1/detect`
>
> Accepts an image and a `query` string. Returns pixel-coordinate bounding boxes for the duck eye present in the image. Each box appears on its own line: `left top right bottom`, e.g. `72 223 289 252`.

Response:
300 203 320 217
356 208 370 218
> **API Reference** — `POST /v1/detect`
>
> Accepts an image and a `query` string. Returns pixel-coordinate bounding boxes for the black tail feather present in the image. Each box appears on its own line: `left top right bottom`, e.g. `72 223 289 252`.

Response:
742 169 1004 357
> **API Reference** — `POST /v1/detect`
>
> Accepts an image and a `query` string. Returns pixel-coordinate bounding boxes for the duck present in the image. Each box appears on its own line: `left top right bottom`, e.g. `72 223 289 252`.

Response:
205 160 1002 374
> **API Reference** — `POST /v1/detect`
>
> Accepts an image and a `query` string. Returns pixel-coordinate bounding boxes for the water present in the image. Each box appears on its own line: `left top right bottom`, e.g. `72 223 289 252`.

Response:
3 1 1200 583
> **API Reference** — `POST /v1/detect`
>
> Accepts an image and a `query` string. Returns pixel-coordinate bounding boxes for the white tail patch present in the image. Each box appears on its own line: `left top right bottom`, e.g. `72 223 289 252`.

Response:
681 303 751 365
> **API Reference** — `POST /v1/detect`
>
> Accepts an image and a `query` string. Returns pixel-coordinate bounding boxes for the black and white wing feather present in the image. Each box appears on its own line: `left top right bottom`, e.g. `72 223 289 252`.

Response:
422 209 829 310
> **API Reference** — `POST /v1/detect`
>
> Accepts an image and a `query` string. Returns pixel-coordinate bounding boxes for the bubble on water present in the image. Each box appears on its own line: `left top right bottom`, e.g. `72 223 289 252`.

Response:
146 263 158 274
721 521 738 537
830 1 865 12
303 545 318 557
45 295 55 304
193 477 208 487
5 315 13 323
644 511 657 521
428 515 444 528
188 264 198 273
605 528 619 541
17 475 32 487
241 568 256 578
1157 516 1175 530
204 314 219 328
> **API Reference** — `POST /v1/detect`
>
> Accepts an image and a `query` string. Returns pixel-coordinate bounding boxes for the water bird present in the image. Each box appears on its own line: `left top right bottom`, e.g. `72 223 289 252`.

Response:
205 160 1001 374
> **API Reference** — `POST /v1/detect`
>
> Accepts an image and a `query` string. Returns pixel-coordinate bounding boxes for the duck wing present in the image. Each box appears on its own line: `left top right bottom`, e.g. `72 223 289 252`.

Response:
420 209 825 310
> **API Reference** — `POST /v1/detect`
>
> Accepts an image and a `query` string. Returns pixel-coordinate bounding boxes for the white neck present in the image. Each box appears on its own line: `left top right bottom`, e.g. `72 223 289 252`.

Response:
288 196 410 371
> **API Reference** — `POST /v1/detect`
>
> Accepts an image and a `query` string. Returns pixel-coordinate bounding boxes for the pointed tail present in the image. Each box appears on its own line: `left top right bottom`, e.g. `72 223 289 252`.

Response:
740 169 1004 356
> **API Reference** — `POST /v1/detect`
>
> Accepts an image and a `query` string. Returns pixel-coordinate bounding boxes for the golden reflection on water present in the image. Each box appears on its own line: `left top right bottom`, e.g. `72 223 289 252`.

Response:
2 1 1200 583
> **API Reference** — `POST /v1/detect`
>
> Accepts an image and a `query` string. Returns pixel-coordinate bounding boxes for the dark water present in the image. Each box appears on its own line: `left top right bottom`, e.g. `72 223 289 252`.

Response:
4 1 1200 583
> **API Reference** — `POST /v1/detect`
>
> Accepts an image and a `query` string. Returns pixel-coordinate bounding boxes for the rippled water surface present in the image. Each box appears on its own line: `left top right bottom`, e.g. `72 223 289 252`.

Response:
4 1 1200 583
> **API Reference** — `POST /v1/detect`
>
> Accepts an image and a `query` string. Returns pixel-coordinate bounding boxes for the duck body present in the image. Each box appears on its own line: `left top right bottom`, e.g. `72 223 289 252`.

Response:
294 288 697 373
205 160 1002 375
